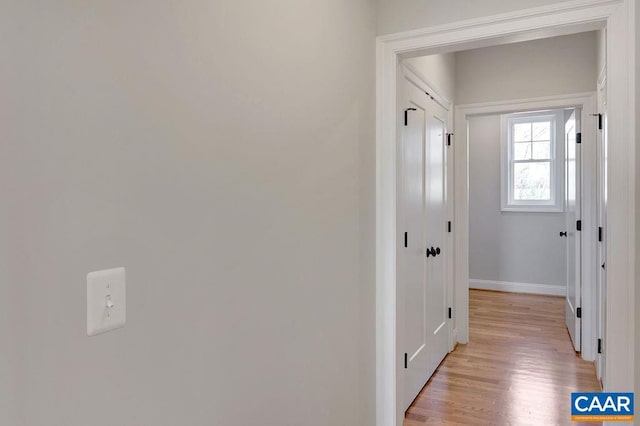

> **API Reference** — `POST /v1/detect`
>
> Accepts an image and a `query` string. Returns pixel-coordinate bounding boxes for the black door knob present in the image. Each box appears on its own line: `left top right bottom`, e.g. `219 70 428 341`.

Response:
559 231 567 237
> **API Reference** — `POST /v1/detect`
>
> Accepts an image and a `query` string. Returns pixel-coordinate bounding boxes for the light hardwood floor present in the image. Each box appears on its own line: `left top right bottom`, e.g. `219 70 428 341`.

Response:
404 289 602 426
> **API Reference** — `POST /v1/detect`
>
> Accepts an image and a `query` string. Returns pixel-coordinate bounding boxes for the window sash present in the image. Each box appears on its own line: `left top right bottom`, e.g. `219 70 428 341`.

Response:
511 159 552 201
512 159 552 164
501 111 563 212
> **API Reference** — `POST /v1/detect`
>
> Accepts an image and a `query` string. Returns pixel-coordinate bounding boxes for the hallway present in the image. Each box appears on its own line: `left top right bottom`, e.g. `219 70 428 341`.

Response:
404 290 602 425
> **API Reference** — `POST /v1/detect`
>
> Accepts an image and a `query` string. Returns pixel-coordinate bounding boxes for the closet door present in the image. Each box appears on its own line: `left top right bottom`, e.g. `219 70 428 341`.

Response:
424 102 449 377
399 67 451 411
565 109 582 352
399 77 430 411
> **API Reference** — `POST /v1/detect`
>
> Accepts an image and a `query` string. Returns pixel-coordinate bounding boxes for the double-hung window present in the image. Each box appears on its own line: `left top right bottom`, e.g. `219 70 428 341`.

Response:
501 111 564 212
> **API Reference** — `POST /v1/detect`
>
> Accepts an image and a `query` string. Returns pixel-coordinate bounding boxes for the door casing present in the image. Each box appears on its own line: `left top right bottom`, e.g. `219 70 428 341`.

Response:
376 1 635 425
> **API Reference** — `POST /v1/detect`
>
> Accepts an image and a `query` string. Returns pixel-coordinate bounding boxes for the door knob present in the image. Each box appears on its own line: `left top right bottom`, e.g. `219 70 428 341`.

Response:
559 231 567 237
426 247 441 257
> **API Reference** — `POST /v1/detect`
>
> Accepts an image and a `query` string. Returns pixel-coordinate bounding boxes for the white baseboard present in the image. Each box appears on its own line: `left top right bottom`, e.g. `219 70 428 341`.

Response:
469 279 565 296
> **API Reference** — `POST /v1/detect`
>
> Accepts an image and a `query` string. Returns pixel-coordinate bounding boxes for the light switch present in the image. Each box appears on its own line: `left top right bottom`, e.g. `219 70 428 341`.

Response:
87 267 126 336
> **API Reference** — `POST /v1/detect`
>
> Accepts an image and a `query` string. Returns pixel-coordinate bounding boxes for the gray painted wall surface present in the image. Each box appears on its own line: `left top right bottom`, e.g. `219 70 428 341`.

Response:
462 33 597 286
634 0 639 402
469 115 567 286
377 0 574 35
455 32 597 105
404 53 456 103
1 1 376 425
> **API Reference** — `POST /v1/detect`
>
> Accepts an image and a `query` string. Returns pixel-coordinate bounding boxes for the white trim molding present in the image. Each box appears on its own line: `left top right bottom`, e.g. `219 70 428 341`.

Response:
376 1 635 425
500 110 565 213
400 61 452 110
469 279 566 296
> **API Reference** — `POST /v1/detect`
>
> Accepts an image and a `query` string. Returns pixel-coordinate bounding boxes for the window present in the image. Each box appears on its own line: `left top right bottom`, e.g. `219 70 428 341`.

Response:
501 111 564 212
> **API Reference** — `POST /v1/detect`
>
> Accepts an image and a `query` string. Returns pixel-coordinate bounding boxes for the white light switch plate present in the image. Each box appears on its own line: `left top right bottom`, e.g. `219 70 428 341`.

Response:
87 267 126 336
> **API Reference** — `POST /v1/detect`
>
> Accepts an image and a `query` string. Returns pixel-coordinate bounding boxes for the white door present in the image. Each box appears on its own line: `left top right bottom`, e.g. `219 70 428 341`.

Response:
596 75 607 381
425 104 449 377
565 109 582 352
399 77 429 411
399 68 450 411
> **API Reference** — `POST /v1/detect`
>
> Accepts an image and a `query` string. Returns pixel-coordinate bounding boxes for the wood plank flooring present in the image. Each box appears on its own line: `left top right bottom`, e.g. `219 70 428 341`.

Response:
404 290 602 426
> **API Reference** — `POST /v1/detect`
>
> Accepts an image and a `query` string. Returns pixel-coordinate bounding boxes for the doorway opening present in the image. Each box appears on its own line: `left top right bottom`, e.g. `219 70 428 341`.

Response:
467 105 586 353
376 2 634 425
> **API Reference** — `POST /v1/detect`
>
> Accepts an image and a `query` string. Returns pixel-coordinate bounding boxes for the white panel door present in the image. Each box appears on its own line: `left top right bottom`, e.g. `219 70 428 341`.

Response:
596 76 607 381
565 109 582 352
424 104 449 377
399 68 450 411
399 77 429 411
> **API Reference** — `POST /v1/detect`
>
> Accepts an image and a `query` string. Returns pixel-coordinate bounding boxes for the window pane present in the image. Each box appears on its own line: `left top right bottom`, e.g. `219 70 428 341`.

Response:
513 123 532 142
513 142 531 160
532 121 551 141
513 162 551 200
532 141 551 159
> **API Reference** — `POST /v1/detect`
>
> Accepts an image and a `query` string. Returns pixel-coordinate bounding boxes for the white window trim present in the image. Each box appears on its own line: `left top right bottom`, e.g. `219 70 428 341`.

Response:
500 110 565 212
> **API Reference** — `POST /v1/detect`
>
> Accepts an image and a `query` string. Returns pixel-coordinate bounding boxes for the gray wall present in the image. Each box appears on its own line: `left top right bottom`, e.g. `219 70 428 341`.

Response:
0 119 18 426
469 115 567 286
1 1 376 425
404 53 456 103
464 33 597 287
635 0 640 403
377 0 574 35
455 32 598 105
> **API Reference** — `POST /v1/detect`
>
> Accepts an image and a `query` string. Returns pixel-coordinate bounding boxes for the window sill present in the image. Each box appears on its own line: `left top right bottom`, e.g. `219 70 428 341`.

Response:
501 205 564 213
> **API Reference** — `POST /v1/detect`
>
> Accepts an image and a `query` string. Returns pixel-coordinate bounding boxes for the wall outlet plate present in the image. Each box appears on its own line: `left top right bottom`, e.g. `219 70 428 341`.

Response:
87 267 126 336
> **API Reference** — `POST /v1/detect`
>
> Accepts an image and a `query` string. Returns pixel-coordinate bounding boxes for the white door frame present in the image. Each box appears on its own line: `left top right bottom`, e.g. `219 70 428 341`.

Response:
375 1 635 425
455 93 598 360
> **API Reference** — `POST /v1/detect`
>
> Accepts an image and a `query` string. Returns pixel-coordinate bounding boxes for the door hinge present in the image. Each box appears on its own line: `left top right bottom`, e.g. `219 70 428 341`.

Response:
598 227 603 242
404 108 416 126
448 307 452 319
447 133 453 146
404 232 408 248
404 353 408 369
577 307 582 319
447 221 452 233
576 220 582 231
591 113 603 130
597 338 602 354
576 132 582 144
